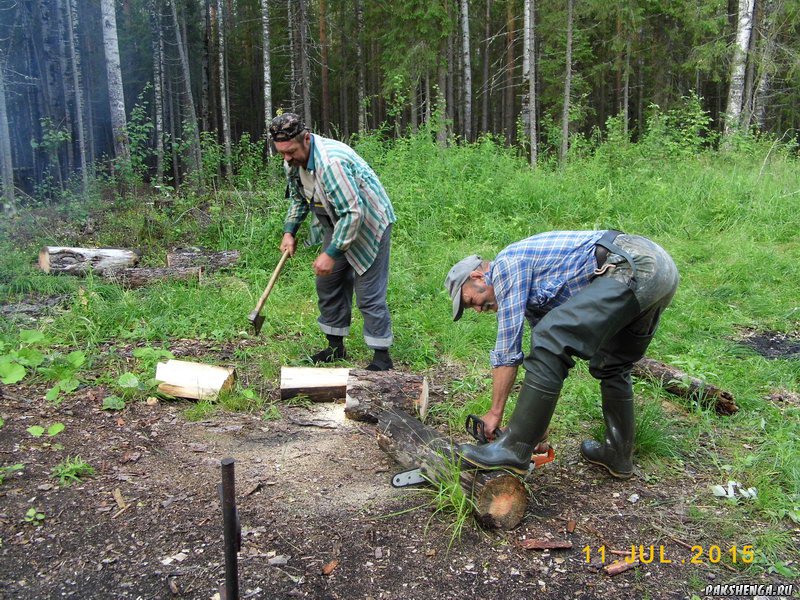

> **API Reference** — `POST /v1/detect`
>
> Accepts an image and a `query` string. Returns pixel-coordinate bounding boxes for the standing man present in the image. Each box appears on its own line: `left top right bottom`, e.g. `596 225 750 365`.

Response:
444 230 679 478
270 113 396 371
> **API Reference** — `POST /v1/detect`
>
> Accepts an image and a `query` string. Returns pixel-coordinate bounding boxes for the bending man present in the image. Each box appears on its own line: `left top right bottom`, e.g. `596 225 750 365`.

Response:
444 230 679 478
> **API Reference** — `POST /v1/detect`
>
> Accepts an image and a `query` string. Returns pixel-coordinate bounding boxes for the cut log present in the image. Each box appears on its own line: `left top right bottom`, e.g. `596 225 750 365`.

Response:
279 367 428 411
376 408 528 530
166 248 240 271
38 246 140 274
345 369 429 421
101 266 202 288
280 367 350 402
155 359 236 400
633 358 739 415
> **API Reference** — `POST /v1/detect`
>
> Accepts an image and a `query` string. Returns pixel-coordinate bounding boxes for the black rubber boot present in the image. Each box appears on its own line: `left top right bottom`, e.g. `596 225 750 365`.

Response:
580 395 634 479
366 349 393 371
311 335 347 364
458 379 559 475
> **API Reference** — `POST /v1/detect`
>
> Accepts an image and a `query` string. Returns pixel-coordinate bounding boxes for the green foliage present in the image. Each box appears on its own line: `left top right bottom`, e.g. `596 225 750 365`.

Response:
24 507 45 526
421 454 476 548
0 463 24 485
51 456 95 486
26 423 64 438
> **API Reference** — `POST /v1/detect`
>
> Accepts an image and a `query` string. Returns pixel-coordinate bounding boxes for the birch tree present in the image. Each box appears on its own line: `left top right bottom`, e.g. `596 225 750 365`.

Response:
460 0 472 142
560 0 573 163
64 0 88 193
100 0 130 162
297 0 311 126
725 0 755 135
261 0 273 137
169 0 201 174
525 0 536 165
319 0 330 134
0 55 15 212
150 0 165 185
356 0 366 133
217 0 232 177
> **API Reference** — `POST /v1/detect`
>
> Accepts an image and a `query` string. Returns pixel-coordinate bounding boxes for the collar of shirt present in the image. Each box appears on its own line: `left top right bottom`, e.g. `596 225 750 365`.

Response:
305 134 317 172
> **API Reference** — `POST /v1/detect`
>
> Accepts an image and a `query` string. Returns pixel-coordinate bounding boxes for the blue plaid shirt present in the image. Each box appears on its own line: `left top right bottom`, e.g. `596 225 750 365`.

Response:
486 231 607 367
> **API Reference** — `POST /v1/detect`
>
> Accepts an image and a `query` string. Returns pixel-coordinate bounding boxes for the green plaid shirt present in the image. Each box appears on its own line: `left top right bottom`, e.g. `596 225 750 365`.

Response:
283 134 396 275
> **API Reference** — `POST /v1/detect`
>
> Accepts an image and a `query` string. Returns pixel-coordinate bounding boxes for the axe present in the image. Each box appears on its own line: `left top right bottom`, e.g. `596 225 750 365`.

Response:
248 249 291 335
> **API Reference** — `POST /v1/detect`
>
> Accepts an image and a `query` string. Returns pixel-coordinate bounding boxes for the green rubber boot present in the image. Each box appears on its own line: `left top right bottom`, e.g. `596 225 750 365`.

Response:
580 396 634 479
458 381 559 475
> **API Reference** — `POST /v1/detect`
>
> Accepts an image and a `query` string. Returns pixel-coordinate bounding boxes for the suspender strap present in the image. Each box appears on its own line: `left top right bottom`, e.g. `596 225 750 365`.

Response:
595 230 638 283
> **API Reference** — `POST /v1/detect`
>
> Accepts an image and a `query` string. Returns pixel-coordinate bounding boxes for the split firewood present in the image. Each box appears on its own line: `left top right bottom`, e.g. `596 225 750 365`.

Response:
632 357 738 415
38 246 141 274
101 266 202 288
376 408 528 530
166 248 240 271
279 367 428 412
519 538 573 550
155 359 236 400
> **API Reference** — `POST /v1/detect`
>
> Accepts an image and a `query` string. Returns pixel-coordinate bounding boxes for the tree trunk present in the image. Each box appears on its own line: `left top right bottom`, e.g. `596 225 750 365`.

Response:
65 0 89 193
288 0 299 113
504 0 515 145
261 0 273 139
526 0 537 166
217 0 232 178
319 0 330 134
297 0 312 126
166 248 240 270
356 0 366 133
460 0 472 142
150 0 165 186
170 0 202 173
375 409 529 530
481 0 491 134
344 370 429 421
200 0 211 133
724 0 755 136
559 0 573 163
436 46 448 147
632 358 739 415
100 0 130 163
753 0 776 129
623 35 630 137
38 246 141 274
0 56 15 213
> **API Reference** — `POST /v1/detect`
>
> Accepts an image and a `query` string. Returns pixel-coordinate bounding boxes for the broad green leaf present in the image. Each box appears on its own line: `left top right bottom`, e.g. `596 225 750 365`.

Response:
27 425 45 438
19 330 45 344
47 423 65 436
0 361 26 384
15 348 45 368
117 373 140 389
66 350 86 368
771 562 796 577
102 395 126 411
0 416 4 428
59 378 80 393
45 385 61 402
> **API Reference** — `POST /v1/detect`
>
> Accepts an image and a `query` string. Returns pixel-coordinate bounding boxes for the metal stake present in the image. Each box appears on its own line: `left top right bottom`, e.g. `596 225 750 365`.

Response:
220 458 240 600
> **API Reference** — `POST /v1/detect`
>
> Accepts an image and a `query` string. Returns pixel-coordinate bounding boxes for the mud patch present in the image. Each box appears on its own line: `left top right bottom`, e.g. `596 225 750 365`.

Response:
0 295 70 325
737 327 800 359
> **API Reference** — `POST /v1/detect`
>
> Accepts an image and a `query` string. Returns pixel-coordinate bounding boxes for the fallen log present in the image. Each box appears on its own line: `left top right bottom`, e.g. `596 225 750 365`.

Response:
101 266 202 289
632 358 738 415
279 367 428 412
38 246 140 274
345 369 429 421
166 248 240 271
376 408 528 530
155 359 236 400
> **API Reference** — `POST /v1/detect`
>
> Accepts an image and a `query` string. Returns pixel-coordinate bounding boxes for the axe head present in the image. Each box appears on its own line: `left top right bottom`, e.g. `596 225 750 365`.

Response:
248 310 265 336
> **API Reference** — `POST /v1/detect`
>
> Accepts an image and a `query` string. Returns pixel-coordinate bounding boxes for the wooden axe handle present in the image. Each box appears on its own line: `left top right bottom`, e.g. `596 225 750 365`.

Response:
253 249 291 314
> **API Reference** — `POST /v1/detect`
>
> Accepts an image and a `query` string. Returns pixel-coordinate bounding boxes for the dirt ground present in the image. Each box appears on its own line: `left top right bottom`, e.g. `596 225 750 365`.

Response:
0 327 797 598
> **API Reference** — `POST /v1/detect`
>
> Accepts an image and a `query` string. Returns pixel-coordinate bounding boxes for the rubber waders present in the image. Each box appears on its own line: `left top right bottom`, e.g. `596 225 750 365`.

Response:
458 382 559 475
580 396 634 479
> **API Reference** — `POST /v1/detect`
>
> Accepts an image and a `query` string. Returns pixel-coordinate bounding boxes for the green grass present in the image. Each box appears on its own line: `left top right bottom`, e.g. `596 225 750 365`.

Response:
1 126 798 569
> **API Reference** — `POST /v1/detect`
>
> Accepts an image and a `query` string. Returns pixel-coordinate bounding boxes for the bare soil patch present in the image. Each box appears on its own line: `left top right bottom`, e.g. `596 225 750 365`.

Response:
0 359 795 599
737 327 800 359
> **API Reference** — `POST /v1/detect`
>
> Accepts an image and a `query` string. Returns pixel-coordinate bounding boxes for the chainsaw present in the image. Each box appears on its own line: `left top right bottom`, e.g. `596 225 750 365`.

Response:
391 414 555 488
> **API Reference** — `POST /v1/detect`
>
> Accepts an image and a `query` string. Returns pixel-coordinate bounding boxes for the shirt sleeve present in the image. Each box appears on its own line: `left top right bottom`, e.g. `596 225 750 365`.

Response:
489 257 528 368
319 159 363 258
283 167 310 235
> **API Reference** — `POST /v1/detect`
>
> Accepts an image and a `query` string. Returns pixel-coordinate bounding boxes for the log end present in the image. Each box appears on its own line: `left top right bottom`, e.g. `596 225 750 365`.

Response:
473 473 528 530
38 247 51 273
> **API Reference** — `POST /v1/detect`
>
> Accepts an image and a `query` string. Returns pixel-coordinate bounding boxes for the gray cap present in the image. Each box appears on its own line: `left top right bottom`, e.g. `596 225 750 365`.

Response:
268 112 307 142
444 255 483 321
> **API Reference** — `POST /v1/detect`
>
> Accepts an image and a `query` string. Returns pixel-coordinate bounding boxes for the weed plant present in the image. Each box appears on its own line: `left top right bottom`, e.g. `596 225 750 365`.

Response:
1 103 798 569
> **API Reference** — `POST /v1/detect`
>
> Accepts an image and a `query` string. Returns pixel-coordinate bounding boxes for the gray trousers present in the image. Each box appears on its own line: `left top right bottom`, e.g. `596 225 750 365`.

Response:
316 224 393 349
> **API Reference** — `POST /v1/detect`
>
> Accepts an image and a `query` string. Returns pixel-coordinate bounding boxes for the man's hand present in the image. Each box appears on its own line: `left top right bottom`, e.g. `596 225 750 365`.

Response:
480 409 503 441
280 233 297 257
313 252 335 276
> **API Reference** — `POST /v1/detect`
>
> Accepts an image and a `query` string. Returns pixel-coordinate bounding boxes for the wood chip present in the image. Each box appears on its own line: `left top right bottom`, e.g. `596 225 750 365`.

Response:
243 482 263 496
519 539 573 550
566 519 577 533
604 560 639 576
120 451 141 464
321 559 339 575
113 488 127 510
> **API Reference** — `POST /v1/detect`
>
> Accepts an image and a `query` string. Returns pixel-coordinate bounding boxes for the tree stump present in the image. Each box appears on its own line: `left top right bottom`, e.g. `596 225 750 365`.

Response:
38 246 141 274
376 408 528 530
